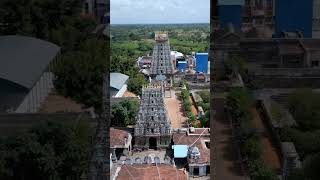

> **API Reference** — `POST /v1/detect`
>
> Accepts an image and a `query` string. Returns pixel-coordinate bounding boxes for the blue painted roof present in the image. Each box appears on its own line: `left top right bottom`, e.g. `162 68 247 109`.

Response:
172 145 188 158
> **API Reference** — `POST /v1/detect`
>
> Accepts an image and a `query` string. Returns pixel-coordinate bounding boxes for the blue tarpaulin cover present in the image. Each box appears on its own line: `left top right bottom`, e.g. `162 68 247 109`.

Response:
172 145 188 158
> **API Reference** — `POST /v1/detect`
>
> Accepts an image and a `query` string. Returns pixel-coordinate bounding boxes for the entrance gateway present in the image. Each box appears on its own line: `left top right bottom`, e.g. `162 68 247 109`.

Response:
149 137 157 150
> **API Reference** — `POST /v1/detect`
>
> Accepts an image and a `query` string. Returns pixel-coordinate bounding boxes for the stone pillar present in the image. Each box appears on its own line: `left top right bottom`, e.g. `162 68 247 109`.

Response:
189 166 194 176
199 166 206 176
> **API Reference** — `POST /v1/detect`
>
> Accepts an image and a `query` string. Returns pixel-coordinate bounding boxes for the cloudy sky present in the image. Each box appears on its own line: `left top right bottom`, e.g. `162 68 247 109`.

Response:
111 0 210 24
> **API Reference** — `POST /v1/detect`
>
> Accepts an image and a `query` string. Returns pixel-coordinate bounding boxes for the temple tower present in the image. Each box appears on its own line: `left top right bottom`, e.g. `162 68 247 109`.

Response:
134 83 172 150
150 32 174 85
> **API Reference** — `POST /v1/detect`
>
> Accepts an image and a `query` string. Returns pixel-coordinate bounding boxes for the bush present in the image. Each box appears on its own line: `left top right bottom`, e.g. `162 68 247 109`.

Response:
197 91 210 103
288 89 320 130
111 100 139 127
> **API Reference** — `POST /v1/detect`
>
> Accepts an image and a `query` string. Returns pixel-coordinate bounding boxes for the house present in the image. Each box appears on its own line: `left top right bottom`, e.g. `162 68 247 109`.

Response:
172 128 210 177
110 128 132 162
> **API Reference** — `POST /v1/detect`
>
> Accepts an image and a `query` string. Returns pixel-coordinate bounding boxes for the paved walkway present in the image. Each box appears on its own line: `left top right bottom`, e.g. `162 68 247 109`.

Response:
164 90 188 128
212 98 247 180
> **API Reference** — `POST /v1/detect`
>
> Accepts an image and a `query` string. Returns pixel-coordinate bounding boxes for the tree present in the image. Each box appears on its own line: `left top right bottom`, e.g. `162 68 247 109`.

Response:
127 74 147 96
200 111 210 127
0 120 93 180
302 152 320 180
288 89 320 130
54 37 108 112
111 100 139 126
111 103 129 126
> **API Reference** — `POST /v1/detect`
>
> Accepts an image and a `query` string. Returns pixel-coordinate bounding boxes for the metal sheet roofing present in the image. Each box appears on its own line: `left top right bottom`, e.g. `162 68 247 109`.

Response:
0 35 60 89
110 72 129 90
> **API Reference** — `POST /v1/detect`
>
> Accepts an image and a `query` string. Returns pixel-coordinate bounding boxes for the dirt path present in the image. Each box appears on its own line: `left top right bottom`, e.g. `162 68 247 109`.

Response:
189 96 198 116
212 98 247 180
251 108 282 171
164 91 188 128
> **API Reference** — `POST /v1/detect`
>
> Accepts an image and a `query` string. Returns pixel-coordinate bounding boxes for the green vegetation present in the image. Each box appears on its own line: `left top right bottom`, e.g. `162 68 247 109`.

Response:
111 99 140 127
0 1 105 179
180 87 198 125
0 120 93 180
278 89 320 180
0 0 108 112
270 102 287 126
54 37 108 111
223 55 262 89
288 152 320 180
288 89 320 131
197 91 210 128
181 88 192 113
110 24 210 95
227 87 277 180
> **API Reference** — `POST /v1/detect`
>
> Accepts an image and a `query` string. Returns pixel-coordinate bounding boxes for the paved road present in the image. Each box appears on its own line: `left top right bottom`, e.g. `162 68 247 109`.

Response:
212 98 247 180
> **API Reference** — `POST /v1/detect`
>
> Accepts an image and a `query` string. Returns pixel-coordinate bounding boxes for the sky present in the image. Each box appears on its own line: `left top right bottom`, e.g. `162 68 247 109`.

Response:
110 0 210 24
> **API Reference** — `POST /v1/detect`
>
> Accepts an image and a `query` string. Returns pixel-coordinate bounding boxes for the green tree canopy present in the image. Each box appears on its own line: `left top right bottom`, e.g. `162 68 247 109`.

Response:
0 120 93 180
111 100 139 127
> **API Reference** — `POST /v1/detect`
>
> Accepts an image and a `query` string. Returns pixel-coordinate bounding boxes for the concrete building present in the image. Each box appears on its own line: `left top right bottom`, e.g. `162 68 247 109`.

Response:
172 128 210 177
195 53 209 73
137 56 152 69
275 0 313 38
178 61 187 72
215 0 274 33
218 0 245 28
134 83 172 150
110 128 132 162
213 27 320 88
110 73 129 98
242 0 274 30
83 0 108 23
313 0 320 37
0 35 60 113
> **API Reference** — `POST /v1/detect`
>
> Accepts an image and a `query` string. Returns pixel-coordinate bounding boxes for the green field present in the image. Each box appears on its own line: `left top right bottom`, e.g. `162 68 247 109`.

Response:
110 24 210 95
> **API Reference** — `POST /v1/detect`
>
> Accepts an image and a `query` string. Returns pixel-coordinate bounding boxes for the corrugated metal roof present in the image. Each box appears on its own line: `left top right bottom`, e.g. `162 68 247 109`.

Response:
0 35 60 89
110 72 129 90
218 0 244 6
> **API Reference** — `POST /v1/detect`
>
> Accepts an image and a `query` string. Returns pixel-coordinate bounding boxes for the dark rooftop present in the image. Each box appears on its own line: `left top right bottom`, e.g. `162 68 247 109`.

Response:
0 35 60 89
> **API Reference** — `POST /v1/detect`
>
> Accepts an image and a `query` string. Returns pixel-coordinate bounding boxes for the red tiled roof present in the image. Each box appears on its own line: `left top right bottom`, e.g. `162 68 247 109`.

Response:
173 131 210 164
191 128 210 135
117 164 188 180
110 128 130 147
